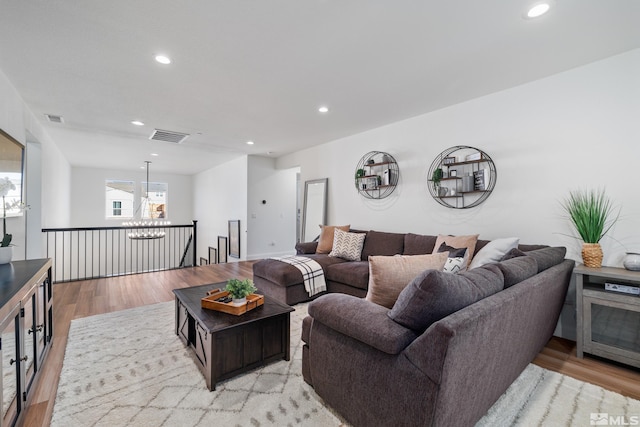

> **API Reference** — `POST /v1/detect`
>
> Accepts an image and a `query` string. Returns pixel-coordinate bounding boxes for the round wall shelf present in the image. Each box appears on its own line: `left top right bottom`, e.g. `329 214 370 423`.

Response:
354 151 399 199
427 146 496 209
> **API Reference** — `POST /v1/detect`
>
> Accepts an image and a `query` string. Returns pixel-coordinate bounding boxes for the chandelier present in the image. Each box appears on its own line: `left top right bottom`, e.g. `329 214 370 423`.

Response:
124 161 169 240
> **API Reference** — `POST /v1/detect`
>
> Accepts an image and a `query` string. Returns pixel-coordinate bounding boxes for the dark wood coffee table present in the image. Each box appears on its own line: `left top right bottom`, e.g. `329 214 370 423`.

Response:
173 283 294 390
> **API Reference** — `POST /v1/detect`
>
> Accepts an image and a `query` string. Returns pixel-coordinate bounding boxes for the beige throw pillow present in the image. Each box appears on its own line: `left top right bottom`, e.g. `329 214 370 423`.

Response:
432 234 479 270
365 252 448 309
316 224 350 254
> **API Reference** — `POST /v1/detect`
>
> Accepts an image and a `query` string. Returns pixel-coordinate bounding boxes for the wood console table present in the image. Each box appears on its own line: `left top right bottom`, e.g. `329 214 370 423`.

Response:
575 264 640 368
0 259 53 427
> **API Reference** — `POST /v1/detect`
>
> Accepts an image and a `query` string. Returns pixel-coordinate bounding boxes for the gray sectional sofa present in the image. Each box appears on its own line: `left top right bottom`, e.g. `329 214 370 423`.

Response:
301 245 574 426
252 230 547 305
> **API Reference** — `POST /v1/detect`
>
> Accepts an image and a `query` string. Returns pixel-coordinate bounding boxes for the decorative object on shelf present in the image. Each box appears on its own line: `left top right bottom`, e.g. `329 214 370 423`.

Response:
225 278 257 305
124 161 170 240
354 151 399 199
560 188 619 268
443 156 456 165
427 146 496 209
623 253 640 271
228 220 241 258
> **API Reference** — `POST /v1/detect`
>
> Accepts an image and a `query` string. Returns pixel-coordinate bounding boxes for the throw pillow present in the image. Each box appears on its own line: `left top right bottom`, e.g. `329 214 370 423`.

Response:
316 224 350 254
436 243 468 274
329 229 366 261
432 234 479 270
365 252 449 309
468 237 520 269
388 265 505 332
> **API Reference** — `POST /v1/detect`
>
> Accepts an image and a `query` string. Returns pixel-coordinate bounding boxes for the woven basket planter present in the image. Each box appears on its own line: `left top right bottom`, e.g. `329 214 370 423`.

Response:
582 243 603 268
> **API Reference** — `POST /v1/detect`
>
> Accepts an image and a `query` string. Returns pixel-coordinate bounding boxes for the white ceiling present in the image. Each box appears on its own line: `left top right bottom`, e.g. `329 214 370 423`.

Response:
0 1 638 174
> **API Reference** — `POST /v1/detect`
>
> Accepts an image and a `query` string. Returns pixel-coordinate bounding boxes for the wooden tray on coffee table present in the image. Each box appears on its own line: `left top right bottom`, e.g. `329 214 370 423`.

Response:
201 288 264 315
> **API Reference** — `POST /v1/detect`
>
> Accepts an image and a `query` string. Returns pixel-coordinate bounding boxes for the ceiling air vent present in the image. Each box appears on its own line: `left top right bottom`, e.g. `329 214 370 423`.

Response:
149 129 190 144
45 114 64 124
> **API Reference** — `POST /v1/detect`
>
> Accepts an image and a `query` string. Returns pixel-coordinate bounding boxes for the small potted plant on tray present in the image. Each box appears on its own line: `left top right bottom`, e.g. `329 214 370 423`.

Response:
225 278 257 305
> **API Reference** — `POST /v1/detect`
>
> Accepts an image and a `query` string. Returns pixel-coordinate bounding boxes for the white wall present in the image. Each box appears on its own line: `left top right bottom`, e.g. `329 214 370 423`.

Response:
70 167 193 227
247 156 298 259
193 156 248 262
279 49 640 268
0 68 71 260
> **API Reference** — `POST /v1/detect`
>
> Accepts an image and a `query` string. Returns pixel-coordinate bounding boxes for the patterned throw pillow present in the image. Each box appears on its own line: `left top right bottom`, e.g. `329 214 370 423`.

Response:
437 243 468 274
316 224 350 254
432 234 479 270
329 229 366 261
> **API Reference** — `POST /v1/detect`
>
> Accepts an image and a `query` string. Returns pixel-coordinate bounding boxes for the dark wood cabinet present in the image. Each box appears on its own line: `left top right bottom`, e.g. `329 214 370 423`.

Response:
0 259 53 427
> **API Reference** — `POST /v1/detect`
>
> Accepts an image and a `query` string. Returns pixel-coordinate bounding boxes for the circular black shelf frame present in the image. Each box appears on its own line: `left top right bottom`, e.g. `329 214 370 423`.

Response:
427 145 496 209
354 151 399 199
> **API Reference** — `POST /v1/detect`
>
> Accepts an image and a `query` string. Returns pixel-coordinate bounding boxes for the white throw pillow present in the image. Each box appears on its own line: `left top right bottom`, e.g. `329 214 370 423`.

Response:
468 237 520 269
329 229 366 261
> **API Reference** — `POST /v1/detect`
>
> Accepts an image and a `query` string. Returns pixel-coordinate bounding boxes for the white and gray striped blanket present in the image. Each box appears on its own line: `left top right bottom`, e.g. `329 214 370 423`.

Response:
269 255 327 297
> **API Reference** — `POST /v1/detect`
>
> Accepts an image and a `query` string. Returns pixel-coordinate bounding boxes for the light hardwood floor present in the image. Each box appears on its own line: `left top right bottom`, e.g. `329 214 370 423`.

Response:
22 261 640 426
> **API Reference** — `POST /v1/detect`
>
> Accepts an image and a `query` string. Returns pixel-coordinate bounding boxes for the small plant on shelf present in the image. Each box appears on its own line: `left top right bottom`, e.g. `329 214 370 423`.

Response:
225 278 257 301
561 188 619 268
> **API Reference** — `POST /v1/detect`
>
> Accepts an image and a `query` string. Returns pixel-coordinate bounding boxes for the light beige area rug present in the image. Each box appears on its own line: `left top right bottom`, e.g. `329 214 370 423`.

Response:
51 301 640 427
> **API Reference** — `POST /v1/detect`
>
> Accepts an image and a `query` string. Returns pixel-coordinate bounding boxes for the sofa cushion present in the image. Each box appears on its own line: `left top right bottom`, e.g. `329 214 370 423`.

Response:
500 247 527 261
329 229 366 261
360 230 405 260
325 261 370 290
403 233 438 255
468 237 520 269
493 256 538 288
365 252 448 309
316 224 350 254
253 254 347 286
526 247 567 273
388 264 504 332
432 234 479 270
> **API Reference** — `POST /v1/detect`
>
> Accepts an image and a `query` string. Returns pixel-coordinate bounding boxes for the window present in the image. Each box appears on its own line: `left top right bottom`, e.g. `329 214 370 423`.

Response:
141 182 168 219
105 180 134 219
112 201 122 216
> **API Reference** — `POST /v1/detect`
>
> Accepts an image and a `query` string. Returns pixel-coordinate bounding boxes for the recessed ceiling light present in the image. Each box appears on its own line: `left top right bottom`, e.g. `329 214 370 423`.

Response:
155 55 171 65
151 153 159 157
318 106 329 113
526 2 551 18
131 120 144 126
140 166 146 169
246 141 255 145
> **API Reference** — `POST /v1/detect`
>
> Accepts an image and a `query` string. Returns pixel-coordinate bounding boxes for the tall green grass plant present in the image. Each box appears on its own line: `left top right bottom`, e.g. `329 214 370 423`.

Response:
561 189 618 243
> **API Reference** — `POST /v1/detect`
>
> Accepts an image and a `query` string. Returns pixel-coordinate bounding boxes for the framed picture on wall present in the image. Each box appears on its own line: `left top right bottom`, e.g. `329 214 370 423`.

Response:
229 220 240 258
200 257 208 266
218 236 228 263
208 246 217 264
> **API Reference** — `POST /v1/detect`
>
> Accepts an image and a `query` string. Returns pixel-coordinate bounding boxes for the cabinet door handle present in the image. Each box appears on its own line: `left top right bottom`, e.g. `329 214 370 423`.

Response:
28 324 44 334
9 356 28 365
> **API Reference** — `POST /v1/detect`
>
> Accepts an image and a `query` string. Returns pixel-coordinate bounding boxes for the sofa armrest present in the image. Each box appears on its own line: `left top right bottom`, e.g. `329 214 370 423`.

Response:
296 241 318 254
308 294 418 354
